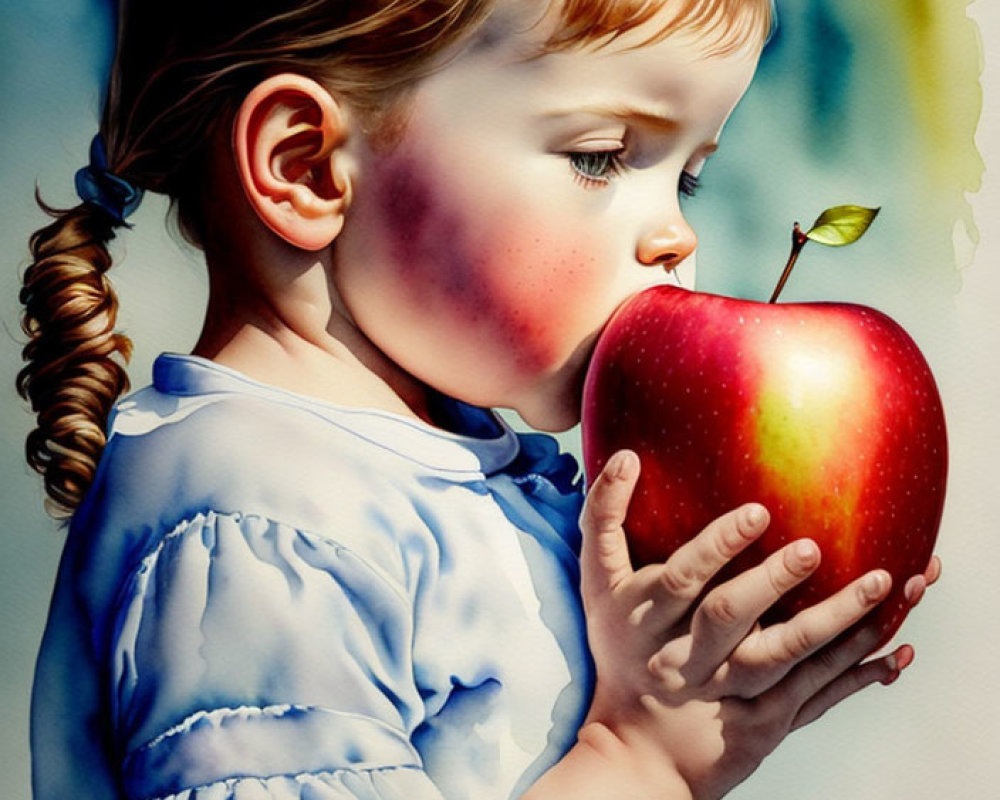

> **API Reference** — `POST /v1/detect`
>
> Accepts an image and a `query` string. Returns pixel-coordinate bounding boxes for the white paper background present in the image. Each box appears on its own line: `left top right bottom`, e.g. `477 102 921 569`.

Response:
0 2 997 798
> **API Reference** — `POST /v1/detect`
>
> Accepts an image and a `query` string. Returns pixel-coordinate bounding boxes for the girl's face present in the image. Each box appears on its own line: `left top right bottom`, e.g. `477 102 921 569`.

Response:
333 7 762 431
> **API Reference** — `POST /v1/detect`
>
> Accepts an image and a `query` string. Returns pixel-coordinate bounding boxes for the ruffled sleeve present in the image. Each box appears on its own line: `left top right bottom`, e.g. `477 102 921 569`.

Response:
110 510 445 800
144 766 438 800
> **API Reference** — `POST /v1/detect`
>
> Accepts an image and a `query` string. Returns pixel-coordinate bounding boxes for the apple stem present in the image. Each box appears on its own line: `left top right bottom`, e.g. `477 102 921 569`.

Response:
769 223 810 304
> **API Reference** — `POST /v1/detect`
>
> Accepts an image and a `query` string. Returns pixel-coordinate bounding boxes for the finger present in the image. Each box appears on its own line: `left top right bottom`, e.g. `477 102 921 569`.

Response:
764 607 893 717
790 644 915 731
641 503 770 618
724 570 891 696
925 555 942 586
904 575 926 607
904 554 943 607
684 538 820 682
579 450 640 592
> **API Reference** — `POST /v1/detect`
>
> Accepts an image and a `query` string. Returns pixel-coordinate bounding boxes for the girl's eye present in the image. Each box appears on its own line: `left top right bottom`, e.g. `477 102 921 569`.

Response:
679 171 700 198
567 150 625 188
679 170 701 198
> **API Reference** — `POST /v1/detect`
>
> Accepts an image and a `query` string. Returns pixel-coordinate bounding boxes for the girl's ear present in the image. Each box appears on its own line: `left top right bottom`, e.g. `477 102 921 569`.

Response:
233 74 354 251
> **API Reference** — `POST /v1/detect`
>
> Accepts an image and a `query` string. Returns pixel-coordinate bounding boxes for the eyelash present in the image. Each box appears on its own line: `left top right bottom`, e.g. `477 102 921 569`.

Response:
567 150 702 199
679 171 700 198
567 150 626 188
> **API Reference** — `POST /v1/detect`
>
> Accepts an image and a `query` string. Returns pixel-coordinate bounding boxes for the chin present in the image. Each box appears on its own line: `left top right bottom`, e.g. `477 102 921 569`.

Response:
513 336 605 432
516 405 580 434
506 377 584 433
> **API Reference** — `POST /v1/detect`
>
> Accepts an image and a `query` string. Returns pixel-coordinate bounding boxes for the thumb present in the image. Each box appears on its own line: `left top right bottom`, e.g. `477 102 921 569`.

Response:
580 449 640 592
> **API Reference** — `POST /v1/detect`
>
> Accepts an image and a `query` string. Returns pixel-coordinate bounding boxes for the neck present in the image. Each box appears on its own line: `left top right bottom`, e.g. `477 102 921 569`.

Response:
193 245 434 423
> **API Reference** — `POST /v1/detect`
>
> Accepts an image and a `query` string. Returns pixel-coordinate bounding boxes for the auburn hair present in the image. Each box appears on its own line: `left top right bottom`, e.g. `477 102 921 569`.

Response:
18 0 772 517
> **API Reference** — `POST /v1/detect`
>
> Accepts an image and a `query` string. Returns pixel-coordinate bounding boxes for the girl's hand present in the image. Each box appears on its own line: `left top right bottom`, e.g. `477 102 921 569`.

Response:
574 449 937 800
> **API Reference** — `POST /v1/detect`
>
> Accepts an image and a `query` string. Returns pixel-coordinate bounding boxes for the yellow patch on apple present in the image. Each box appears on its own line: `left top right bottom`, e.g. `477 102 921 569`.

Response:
750 330 879 563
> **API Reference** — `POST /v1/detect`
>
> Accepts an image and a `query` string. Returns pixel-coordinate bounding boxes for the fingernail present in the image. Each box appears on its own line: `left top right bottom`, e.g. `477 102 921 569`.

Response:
609 450 637 480
881 646 913 685
895 645 915 672
793 539 818 566
745 504 767 529
863 572 888 603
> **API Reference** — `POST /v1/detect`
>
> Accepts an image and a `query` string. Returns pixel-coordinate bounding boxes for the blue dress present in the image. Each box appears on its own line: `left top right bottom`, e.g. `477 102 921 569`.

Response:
31 354 593 799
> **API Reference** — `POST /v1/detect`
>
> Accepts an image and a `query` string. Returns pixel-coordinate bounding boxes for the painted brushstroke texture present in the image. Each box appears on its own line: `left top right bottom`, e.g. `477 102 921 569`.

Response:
0 1 991 799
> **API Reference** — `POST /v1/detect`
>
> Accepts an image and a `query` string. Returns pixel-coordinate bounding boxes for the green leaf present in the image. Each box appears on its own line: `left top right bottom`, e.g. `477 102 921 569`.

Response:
804 205 880 247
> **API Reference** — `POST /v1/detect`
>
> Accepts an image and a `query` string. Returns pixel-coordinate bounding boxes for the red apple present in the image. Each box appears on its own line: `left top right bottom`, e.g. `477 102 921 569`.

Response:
581 284 947 648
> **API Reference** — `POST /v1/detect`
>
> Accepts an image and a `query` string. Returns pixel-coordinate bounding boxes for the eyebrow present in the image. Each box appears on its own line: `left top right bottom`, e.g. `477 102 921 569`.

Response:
540 104 721 156
541 103 676 130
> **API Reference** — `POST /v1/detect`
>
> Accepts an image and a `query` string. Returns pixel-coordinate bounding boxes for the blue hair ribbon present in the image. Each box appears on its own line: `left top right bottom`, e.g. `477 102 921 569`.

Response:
74 135 143 227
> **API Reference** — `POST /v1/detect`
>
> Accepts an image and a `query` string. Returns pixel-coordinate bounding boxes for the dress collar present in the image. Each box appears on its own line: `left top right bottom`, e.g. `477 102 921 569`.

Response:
144 353 522 476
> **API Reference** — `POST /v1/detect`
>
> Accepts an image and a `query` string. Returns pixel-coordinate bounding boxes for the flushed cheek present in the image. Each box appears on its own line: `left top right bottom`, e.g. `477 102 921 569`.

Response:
471 225 613 374
367 151 613 380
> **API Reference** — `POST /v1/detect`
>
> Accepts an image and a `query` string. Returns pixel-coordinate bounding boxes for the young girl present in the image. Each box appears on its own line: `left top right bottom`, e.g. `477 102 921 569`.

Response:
19 1 940 798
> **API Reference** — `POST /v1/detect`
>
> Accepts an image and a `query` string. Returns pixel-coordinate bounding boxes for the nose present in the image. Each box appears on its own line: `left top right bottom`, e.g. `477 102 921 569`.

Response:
635 215 698 271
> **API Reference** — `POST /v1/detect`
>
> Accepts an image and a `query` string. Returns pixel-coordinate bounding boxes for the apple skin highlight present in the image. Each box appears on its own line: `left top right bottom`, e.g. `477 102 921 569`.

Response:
581 285 947 648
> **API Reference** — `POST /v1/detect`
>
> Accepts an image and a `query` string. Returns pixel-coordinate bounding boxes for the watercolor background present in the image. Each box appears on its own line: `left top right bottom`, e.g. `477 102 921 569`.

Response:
0 1 997 797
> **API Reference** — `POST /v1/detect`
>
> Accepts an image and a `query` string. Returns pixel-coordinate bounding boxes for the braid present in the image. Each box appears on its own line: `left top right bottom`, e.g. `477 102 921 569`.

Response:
17 197 133 517
16 1 502 519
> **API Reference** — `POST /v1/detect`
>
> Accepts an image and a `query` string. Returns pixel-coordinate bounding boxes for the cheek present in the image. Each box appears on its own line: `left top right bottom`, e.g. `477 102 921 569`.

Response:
366 150 614 375
476 229 610 369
